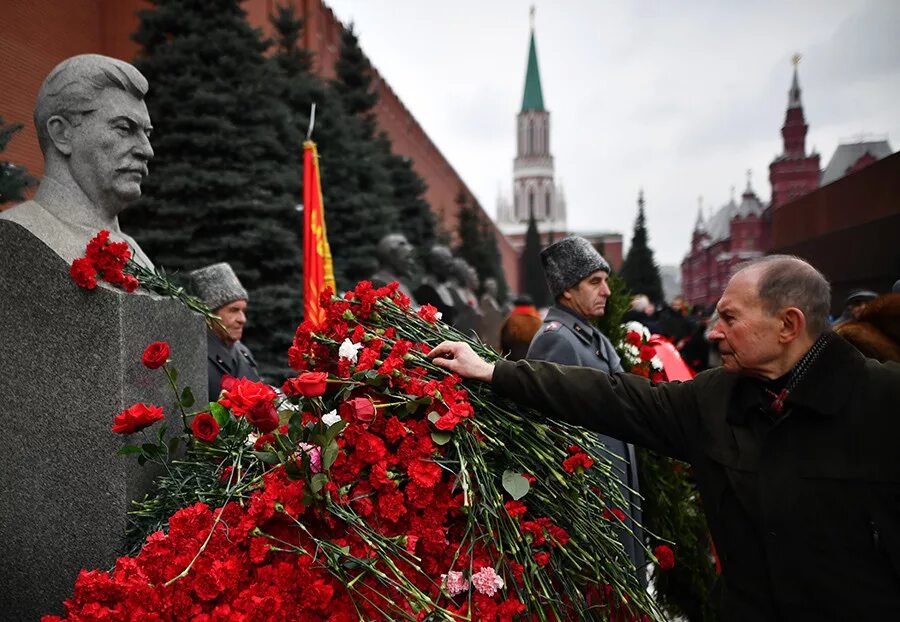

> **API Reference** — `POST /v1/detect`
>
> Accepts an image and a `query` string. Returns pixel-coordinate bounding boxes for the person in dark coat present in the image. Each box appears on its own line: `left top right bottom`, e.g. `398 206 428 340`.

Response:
190 262 261 399
499 294 542 361
525 236 645 576
430 254 900 620
836 292 900 363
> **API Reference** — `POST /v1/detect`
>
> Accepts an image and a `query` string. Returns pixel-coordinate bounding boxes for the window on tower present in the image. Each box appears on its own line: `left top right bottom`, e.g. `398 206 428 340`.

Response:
545 189 552 219
528 119 535 155
529 190 535 218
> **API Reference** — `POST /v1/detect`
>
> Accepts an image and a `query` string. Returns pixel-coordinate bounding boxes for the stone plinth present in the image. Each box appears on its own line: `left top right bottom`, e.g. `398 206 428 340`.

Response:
0 221 208 621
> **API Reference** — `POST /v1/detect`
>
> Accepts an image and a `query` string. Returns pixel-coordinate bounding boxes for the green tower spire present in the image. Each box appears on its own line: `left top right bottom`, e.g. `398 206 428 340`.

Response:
521 12 545 112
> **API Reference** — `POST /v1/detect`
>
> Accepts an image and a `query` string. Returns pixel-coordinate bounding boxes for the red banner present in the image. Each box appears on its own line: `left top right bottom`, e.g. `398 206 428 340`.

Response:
302 140 335 326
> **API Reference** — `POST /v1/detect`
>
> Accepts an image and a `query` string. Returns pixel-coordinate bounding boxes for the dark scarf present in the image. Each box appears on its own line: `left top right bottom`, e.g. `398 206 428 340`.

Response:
761 332 833 417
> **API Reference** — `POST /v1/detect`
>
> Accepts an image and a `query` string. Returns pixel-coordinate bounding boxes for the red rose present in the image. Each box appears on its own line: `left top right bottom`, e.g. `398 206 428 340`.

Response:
283 371 328 397
219 378 276 416
653 544 675 570
246 399 279 433
112 403 164 434
70 257 97 289
141 341 170 369
191 412 220 443
338 396 376 423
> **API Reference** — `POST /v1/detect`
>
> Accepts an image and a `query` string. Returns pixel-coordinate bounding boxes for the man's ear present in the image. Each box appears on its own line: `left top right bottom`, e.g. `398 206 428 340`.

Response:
779 307 806 344
46 115 74 156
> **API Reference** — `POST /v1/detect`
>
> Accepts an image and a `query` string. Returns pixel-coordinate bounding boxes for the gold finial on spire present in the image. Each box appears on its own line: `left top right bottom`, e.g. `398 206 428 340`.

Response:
530 5 535 30
792 53 802 66
698 195 703 210
746 169 753 190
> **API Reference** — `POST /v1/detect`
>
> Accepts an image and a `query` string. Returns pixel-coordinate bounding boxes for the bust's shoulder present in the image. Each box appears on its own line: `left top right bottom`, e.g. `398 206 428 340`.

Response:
0 201 49 227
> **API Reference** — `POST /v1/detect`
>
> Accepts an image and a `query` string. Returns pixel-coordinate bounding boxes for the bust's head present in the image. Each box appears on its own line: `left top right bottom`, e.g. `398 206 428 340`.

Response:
425 245 453 281
35 55 154 216
376 233 414 276
483 277 498 299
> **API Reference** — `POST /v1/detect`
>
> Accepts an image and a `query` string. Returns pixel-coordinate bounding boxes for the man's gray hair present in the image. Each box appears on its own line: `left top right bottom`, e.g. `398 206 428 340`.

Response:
738 255 831 336
34 54 149 153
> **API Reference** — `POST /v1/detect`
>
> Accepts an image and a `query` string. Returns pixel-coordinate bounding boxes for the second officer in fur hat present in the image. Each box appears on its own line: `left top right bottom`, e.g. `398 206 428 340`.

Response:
526 236 644 576
190 262 262 399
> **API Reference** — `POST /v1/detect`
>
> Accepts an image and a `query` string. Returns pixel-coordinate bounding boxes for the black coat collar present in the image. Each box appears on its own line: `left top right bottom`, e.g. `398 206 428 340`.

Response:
728 334 865 426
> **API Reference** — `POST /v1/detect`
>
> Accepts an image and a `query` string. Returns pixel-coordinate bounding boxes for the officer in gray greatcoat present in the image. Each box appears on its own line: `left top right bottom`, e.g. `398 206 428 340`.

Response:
526 236 645 575
189 262 261 399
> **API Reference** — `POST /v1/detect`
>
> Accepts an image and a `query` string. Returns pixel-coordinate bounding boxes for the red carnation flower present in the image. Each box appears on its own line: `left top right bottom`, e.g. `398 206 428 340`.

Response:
653 544 675 570
338 396 376 424
253 433 276 451
69 257 97 289
562 452 594 474
112 403 164 434
246 399 279 433
417 304 441 324
639 344 656 362
533 551 551 566
141 341 170 369
191 412 220 443
625 331 643 347
505 500 527 518
602 507 626 522
284 371 328 397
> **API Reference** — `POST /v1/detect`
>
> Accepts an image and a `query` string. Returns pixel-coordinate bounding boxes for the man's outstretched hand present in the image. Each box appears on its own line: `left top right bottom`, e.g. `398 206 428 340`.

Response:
428 341 495 383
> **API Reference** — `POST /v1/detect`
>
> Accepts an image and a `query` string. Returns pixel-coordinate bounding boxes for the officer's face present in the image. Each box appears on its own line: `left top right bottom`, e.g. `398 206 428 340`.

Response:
66 88 154 212
709 269 783 378
562 270 611 319
214 299 248 347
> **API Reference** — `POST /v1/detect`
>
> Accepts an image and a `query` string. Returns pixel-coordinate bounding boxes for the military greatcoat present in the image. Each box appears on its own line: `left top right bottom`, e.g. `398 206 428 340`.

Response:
526 304 645 573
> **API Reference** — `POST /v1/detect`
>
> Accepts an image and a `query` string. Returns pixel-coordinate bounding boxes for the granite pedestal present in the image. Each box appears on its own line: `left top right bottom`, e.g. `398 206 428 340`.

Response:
0 221 208 620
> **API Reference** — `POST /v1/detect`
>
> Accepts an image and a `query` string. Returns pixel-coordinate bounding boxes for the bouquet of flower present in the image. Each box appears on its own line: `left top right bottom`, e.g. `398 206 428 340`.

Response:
46 282 660 621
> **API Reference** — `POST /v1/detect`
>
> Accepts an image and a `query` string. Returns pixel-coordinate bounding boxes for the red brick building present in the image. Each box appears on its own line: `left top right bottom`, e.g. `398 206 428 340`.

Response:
0 0 520 287
681 61 894 308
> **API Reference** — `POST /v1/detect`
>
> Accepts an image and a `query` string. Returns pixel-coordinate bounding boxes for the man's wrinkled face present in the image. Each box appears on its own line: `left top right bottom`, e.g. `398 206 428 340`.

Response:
708 269 782 377
67 88 153 211
214 300 248 347
561 270 611 320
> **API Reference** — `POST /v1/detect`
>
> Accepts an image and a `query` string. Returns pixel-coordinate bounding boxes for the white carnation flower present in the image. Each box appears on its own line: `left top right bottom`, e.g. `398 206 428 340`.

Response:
651 356 664 371
338 338 363 363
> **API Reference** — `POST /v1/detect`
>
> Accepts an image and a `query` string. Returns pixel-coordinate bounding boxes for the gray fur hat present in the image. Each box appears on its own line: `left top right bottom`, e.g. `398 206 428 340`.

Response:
189 262 248 310
540 236 610 298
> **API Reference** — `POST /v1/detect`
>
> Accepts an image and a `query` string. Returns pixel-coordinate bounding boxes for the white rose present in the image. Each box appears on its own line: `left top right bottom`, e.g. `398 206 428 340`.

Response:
321 410 342 427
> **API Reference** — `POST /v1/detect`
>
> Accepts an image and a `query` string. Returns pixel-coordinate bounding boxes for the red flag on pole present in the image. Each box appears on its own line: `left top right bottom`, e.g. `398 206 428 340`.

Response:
302 140 335 326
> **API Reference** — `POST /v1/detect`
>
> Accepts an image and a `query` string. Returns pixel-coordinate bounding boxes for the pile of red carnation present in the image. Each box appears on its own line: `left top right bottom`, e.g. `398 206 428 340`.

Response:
45 281 657 621
69 230 138 292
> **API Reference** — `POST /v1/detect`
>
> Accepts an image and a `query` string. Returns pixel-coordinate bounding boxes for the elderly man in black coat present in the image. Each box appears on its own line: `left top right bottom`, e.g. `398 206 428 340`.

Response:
430 255 900 620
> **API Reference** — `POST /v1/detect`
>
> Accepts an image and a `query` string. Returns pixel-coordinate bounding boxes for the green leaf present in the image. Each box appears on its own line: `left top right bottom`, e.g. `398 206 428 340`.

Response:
167 436 180 455
117 444 143 456
310 473 329 493
165 366 178 384
324 419 348 444
252 451 281 466
502 470 531 500
180 386 195 408
284 460 303 480
431 431 452 446
427 411 441 425
322 440 339 471
209 402 230 426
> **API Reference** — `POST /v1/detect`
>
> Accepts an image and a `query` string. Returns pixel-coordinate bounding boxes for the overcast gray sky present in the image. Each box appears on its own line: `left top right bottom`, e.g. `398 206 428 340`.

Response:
325 0 900 266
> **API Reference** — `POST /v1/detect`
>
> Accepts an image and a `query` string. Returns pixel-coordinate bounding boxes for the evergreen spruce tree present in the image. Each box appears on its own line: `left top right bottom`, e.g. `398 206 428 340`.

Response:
453 190 508 300
323 24 397 287
122 0 301 380
620 191 664 305
520 207 550 307
377 133 436 256
0 117 37 205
